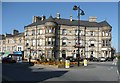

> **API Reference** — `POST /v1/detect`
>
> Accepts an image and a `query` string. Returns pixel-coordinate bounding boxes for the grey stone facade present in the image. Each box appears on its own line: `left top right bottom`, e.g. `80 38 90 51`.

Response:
24 14 112 60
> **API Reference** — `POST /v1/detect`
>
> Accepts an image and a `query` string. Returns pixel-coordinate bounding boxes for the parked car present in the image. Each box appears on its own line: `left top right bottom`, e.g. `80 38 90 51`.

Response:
99 57 106 62
2 57 16 63
105 57 113 61
92 57 99 62
66 56 77 62
89 57 99 62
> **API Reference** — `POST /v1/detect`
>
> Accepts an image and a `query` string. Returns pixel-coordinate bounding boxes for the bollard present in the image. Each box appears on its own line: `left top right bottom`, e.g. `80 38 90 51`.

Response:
65 60 70 68
84 59 87 66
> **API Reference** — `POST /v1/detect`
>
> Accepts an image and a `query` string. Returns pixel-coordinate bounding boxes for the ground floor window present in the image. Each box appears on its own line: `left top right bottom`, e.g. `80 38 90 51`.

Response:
62 50 66 59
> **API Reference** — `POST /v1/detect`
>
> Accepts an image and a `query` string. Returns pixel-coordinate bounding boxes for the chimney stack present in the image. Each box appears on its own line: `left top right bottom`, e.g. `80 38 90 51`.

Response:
13 29 19 35
41 15 46 21
32 16 37 23
70 15 72 21
32 16 42 23
56 13 60 19
89 16 97 22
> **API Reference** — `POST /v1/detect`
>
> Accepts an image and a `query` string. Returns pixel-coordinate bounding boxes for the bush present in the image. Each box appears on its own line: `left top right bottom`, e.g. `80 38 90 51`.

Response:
117 56 120 59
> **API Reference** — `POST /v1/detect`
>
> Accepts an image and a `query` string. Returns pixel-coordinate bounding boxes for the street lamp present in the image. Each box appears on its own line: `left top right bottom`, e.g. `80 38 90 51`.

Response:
73 5 85 66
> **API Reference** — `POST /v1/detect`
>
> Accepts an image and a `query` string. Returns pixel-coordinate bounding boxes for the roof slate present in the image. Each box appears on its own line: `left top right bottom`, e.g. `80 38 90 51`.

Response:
25 17 112 28
0 32 24 39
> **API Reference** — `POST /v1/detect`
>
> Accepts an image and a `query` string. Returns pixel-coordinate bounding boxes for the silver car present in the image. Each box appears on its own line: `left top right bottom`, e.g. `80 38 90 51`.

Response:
99 57 106 62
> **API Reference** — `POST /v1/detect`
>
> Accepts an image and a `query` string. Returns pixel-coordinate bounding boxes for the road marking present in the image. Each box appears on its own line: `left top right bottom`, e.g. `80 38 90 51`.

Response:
117 70 119 75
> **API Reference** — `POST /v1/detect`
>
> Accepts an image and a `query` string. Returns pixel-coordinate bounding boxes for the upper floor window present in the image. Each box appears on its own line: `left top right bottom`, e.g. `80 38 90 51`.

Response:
38 29 42 35
3 41 5 44
102 32 105 36
106 40 110 46
14 39 16 43
90 31 94 36
32 30 35 35
106 31 109 36
49 29 52 33
89 39 96 47
62 29 67 35
8 39 9 43
38 39 42 46
80 30 84 36
32 39 36 46
19 38 22 43
7 46 10 51
102 31 110 36
46 27 55 34
48 38 52 45
25 31 28 36
102 40 105 46
18 47 22 51
75 39 78 44
26 40 29 46
75 29 78 35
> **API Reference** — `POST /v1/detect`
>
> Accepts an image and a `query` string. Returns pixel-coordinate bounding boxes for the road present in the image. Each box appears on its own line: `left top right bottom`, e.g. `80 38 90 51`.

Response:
2 62 120 83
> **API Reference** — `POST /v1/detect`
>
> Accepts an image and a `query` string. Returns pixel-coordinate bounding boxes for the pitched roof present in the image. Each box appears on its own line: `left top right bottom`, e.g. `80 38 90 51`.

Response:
99 21 112 28
0 32 24 39
25 16 112 28
46 16 55 22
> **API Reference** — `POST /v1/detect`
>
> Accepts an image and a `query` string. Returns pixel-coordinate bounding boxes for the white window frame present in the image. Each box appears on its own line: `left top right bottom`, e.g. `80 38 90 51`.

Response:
33 39 36 46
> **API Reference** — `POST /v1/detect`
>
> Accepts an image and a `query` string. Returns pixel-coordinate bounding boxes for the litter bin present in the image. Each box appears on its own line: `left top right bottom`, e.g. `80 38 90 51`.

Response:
65 60 70 68
84 59 87 66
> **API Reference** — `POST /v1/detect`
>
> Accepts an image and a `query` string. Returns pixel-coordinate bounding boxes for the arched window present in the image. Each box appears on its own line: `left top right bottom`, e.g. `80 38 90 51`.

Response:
62 39 67 46
62 50 66 59
62 29 67 35
62 37 68 46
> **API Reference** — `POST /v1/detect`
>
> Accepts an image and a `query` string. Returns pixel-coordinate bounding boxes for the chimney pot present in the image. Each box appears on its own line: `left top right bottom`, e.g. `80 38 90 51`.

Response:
70 16 72 21
56 13 60 19
41 15 46 21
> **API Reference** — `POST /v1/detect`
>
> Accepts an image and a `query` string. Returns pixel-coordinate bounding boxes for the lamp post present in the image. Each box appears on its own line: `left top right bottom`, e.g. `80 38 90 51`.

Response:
28 48 31 64
73 5 85 66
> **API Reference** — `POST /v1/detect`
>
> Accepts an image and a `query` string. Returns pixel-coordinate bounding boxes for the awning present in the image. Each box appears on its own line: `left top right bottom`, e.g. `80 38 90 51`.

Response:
13 51 22 54
2 54 9 58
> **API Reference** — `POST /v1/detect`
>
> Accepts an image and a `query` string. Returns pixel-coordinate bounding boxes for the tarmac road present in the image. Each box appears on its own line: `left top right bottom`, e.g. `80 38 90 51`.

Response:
1 62 120 83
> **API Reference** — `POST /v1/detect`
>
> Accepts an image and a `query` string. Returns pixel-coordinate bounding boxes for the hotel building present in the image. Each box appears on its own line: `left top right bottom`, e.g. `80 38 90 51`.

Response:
24 13 112 60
